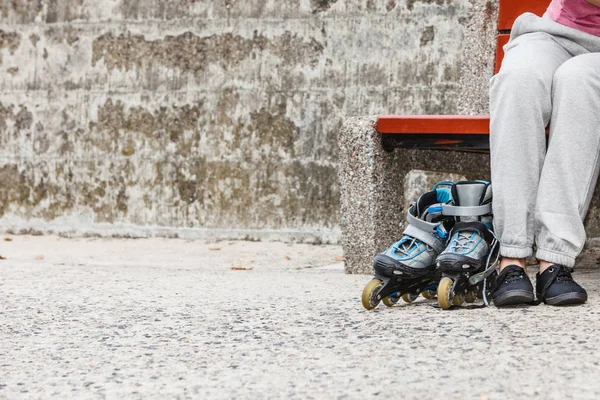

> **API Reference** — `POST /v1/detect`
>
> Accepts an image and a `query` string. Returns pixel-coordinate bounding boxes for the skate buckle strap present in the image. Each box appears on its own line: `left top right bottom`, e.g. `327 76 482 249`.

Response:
441 203 492 217
403 224 445 253
406 204 444 234
469 263 497 285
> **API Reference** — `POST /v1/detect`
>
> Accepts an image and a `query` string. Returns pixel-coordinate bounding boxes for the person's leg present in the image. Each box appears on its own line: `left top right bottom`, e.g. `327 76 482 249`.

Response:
489 31 572 306
533 54 600 304
535 53 600 267
489 32 572 269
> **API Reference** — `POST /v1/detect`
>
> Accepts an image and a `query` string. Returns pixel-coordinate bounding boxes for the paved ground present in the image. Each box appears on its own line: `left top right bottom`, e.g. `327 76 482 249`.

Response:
1 236 600 399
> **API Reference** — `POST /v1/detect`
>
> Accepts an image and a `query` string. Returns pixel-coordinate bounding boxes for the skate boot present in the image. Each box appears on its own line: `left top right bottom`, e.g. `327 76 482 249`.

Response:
435 181 498 309
362 181 455 310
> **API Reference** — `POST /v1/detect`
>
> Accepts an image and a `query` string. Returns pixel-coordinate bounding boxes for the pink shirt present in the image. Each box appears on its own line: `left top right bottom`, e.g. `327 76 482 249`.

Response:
547 0 600 36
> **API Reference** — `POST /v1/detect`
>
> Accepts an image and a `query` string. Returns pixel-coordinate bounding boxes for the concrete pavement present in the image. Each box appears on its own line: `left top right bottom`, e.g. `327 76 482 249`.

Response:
1 235 600 399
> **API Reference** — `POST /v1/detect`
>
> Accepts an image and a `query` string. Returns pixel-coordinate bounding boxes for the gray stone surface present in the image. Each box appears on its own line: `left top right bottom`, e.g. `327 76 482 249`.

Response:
1 235 600 399
0 0 472 242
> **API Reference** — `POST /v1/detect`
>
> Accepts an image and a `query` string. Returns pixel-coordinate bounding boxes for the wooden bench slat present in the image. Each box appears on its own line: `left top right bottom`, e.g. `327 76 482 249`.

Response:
377 115 490 135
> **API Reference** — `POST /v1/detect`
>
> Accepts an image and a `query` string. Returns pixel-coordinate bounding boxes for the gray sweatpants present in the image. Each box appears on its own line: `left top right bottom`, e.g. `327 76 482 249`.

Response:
490 13 600 267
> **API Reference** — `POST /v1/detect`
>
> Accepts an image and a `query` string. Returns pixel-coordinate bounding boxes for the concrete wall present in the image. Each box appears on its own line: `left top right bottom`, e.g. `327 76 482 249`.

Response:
0 0 475 241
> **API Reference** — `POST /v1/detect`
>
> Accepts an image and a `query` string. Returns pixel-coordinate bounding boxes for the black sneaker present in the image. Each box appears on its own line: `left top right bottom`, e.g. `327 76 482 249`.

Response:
536 265 587 306
492 265 535 307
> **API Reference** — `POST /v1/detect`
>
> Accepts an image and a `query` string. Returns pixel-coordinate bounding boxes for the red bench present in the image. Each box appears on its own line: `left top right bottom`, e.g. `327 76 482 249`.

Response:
378 0 550 151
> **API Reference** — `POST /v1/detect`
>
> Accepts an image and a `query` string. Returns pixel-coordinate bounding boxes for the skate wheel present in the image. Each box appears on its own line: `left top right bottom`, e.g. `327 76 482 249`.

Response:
465 292 476 303
452 294 464 306
421 290 436 300
382 294 400 307
437 277 454 310
401 293 419 304
361 279 383 310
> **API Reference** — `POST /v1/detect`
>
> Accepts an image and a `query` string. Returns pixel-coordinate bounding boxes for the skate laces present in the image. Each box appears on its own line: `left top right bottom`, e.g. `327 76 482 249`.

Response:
450 231 478 253
466 229 499 307
393 235 425 258
482 231 499 306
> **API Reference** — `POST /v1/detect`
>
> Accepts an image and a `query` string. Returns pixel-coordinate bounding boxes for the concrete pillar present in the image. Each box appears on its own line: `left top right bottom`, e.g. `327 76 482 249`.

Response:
339 116 491 274
339 0 500 274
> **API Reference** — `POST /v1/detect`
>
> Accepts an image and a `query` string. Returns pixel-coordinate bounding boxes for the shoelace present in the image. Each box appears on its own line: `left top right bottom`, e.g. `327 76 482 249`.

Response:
554 266 574 283
451 231 476 253
503 268 524 284
393 236 422 256
534 265 575 305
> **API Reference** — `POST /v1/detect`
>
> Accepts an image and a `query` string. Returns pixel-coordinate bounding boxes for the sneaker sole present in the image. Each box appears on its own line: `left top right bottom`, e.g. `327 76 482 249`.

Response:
545 292 587 306
493 290 535 307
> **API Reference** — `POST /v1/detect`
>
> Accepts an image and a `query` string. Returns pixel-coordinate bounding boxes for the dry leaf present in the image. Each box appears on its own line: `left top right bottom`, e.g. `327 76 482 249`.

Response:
0 255 6 260
4 237 12 242
35 255 44 260
284 256 291 260
209 247 221 251
335 256 345 262
230 266 253 271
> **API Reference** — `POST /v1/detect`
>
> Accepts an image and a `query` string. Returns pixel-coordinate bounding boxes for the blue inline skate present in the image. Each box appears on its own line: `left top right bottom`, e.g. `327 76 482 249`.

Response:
362 181 455 310
435 181 498 309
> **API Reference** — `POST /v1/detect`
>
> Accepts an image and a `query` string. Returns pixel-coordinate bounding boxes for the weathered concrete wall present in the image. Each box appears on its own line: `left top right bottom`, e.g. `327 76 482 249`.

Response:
0 0 473 241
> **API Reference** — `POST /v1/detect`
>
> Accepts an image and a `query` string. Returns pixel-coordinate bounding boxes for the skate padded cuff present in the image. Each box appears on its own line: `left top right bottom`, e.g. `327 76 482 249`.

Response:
441 203 492 217
403 224 445 253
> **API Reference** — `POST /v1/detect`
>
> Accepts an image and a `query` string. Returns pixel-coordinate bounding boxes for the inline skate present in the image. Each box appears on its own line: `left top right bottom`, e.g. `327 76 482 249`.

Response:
435 180 498 309
362 181 455 310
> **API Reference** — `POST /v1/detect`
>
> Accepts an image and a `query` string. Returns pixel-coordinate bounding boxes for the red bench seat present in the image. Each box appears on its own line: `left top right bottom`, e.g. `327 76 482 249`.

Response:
377 116 490 150
378 115 490 135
